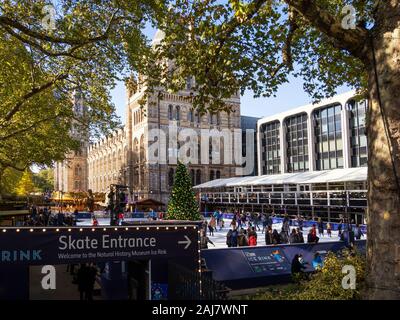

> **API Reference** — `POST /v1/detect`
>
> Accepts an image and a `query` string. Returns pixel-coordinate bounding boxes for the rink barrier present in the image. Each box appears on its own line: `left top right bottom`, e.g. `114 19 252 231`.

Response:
201 240 366 290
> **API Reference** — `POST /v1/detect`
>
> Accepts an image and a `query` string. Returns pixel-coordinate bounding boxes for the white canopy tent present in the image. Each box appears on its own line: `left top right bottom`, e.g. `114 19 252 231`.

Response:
194 167 367 189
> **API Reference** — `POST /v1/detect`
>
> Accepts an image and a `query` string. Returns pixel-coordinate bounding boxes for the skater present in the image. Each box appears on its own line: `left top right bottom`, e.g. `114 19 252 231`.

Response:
318 218 324 237
326 222 332 237
208 216 216 236
200 229 215 249
354 224 364 240
289 229 298 244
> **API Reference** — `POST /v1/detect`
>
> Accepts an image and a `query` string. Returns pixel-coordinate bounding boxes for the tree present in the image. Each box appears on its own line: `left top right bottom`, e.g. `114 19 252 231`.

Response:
33 168 54 193
167 162 200 221
15 169 35 197
148 0 400 299
0 1 167 179
0 167 23 198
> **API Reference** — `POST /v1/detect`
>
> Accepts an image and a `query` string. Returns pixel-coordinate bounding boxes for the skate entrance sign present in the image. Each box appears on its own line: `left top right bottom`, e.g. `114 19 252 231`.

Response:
0 224 200 265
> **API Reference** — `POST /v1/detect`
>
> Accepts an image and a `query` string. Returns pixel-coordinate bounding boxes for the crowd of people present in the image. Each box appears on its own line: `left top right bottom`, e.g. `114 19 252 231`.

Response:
22 205 77 227
201 209 365 248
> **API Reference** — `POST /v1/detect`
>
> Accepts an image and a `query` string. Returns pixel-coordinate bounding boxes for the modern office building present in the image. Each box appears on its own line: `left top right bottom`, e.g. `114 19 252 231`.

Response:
195 91 368 223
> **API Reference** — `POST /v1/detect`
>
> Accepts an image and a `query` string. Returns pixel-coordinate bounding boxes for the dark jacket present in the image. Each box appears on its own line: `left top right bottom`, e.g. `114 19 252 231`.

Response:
265 232 273 245
291 256 306 275
237 234 248 247
230 230 239 247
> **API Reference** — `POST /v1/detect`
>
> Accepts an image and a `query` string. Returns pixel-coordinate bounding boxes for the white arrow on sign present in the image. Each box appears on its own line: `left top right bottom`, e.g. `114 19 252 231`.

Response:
178 235 192 250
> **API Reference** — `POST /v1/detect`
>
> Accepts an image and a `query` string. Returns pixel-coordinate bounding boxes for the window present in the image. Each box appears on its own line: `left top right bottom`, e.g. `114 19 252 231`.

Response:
176 106 180 121
209 170 215 181
347 99 368 167
168 105 173 120
188 109 194 122
190 169 195 186
285 113 308 173
216 170 221 179
196 169 202 185
260 121 281 175
313 104 343 170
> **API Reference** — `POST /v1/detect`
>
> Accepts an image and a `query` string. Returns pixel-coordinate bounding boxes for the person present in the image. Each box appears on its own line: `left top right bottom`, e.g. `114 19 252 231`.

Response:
296 228 305 243
326 222 332 237
311 224 317 238
317 218 324 237
291 254 307 278
226 228 233 247
272 229 281 244
261 213 267 234
297 215 304 231
230 217 237 230
149 208 157 221
200 230 215 249
253 213 261 231
312 252 324 270
354 224 364 240
237 229 248 247
85 263 97 301
230 227 239 247
307 229 319 243
282 219 290 237
248 227 257 246
289 228 298 244
279 228 288 244
265 226 273 245
77 263 89 300
92 216 99 226
338 219 343 237
218 218 224 231
208 216 216 236
267 214 273 228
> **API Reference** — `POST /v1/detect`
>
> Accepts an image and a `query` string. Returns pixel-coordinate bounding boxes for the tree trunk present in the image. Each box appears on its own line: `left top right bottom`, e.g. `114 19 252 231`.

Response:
366 11 400 299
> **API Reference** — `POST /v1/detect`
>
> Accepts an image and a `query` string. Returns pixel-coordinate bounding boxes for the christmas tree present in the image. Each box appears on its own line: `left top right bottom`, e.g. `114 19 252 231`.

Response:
167 162 200 221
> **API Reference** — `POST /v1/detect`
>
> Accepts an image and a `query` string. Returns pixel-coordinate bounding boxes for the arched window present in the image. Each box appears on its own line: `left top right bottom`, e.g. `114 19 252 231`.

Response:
168 105 173 120
140 135 145 162
190 169 195 186
209 112 213 124
216 170 221 179
188 109 194 122
195 109 201 124
217 113 221 125
168 168 175 187
134 138 139 163
176 106 180 121
209 170 215 181
75 165 82 176
196 169 202 185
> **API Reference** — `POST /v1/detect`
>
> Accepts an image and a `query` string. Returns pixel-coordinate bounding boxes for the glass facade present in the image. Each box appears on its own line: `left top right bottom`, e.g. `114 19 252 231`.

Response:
261 121 281 175
347 100 368 167
313 104 344 170
285 113 309 172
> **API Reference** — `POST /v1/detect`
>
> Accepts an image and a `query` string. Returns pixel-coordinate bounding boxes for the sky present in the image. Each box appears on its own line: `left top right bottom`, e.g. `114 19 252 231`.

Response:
110 29 351 124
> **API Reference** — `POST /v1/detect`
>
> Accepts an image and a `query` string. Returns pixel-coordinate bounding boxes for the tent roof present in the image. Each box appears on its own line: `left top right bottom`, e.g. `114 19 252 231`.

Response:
194 167 367 189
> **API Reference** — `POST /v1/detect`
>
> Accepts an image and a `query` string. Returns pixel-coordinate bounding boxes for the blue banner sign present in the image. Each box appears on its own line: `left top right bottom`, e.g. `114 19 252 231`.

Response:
0 226 199 265
201 240 366 288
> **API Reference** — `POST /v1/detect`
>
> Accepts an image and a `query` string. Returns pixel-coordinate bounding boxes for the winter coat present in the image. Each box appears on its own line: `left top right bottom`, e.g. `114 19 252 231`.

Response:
237 234 248 247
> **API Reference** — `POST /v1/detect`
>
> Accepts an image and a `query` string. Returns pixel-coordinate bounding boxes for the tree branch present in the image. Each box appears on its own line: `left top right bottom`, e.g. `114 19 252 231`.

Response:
0 10 119 46
284 0 370 61
1 73 68 124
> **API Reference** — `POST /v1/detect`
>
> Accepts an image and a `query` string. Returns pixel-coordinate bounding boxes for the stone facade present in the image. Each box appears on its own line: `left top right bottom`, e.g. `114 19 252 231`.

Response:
54 93 88 193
